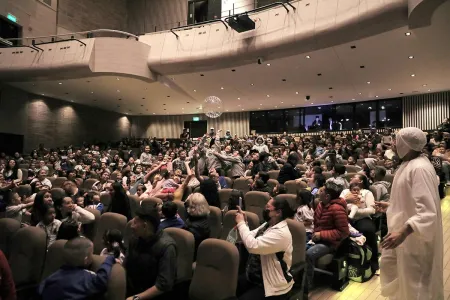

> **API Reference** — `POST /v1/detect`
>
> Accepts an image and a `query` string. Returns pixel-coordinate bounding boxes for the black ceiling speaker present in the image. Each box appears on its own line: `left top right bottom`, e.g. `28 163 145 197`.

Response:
226 14 255 33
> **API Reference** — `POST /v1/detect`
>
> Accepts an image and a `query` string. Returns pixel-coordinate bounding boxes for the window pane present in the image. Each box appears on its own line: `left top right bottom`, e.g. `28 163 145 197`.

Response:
354 101 376 129
304 105 332 131
378 98 402 128
334 104 354 130
285 109 304 132
266 110 285 133
250 111 268 134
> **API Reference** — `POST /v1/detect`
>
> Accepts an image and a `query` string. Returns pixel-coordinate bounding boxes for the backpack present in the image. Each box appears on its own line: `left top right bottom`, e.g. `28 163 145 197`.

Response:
347 241 373 282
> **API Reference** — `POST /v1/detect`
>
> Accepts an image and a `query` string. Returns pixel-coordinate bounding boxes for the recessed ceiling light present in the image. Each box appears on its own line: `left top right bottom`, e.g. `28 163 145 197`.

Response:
238 105 241 107
258 108 261 110
306 55 311 59
352 98 355 100
266 95 270 97
153 113 155 115
118 98 122 101
400 93 404 95
375 96 379 98
266 63 271 66
260 103 262 105
275 106 278 108
221 87 224 90
329 87 333 90
408 55 414 59
282 79 286 82
405 32 411 36
281 102 284 104
292 104 295 107
251 83 254 86
187 102 190 103
242 109 244 111
141 104 144 106
428 89 431 91
117 90 120 92
142 98 145 100
311 103 314 105
331 101 334 103
295 92 299 95
411 74 415 77
193 90 196 92
237 97 240 100
226 110 229 112
381 106 385 109
388 88 392 91
91 92 94 94
358 92 362 95
42 94 45 96
367 81 371 84
422 84 427 87
58 82 62 85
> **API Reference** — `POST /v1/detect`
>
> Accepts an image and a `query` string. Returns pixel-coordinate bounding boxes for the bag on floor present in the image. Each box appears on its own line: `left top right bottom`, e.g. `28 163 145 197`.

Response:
347 241 373 283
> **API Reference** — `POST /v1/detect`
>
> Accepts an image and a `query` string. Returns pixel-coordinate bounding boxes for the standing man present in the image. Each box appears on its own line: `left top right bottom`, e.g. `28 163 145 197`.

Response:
377 127 443 300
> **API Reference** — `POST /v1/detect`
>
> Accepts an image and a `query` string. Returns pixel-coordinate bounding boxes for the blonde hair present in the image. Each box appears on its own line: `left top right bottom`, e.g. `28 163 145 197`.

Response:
186 193 210 217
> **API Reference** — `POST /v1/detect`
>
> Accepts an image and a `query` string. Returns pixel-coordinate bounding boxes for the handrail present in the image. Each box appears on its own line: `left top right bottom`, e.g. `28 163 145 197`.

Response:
34 38 87 47
170 19 229 38
8 45 43 52
5 29 138 42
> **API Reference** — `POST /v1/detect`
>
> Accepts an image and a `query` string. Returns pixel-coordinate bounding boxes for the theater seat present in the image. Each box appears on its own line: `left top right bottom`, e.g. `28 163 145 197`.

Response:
286 219 306 300
15 184 32 198
50 188 66 202
83 207 101 241
83 178 98 190
275 194 298 212
123 220 133 249
220 210 260 240
285 180 307 195
345 165 360 173
232 178 252 195
323 172 333 180
244 191 270 221
224 177 233 188
41 239 67 280
189 239 239 300
164 228 195 283
218 189 233 210
90 255 127 300
344 172 357 183
53 177 68 188
268 170 280 179
93 213 127 254
100 193 112 212
208 206 222 238
0 218 21 259
9 226 47 297
267 178 278 192
295 165 307 172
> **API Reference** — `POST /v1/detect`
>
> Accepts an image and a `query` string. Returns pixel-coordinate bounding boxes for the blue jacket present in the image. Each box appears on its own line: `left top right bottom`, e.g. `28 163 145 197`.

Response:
158 216 185 231
38 255 115 300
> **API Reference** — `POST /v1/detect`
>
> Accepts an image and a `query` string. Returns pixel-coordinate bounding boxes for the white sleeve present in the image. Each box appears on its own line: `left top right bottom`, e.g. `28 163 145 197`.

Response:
356 190 376 217
405 168 440 242
75 206 95 224
237 222 290 255
340 189 349 198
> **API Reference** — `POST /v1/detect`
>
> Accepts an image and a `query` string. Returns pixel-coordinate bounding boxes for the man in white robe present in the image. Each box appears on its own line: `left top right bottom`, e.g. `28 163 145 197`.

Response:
378 127 443 300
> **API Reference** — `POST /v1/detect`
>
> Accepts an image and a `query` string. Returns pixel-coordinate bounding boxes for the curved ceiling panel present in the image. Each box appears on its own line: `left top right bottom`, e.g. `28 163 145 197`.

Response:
408 0 448 29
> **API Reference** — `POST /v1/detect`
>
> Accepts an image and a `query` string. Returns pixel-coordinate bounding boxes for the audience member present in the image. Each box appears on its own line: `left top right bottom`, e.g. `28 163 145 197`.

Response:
107 182 132 221
0 249 15 300
38 237 116 300
37 203 62 247
56 218 81 241
125 205 177 300
235 197 295 300
100 229 125 264
158 201 185 231
184 193 211 259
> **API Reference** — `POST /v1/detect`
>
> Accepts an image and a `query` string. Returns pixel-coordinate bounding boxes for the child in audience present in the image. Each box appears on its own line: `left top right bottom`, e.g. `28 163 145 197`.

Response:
295 190 315 248
100 229 125 264
223 189 244 213
38 237 116 300
5 190 33 223
37 203 62 247
86 192 104 213
158 201 185 231
76 196 85 208
56 218 81 241
347 182 362 219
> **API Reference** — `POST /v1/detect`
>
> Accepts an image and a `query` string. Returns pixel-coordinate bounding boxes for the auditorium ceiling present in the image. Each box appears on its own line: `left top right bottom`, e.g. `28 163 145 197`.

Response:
9 1 450 116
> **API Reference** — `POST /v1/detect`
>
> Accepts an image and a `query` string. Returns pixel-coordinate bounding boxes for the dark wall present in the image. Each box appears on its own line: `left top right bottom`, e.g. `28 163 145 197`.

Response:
0 85 131 152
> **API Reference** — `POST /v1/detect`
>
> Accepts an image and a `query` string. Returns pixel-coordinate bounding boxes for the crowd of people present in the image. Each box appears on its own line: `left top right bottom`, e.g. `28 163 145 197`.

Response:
0 125 448 300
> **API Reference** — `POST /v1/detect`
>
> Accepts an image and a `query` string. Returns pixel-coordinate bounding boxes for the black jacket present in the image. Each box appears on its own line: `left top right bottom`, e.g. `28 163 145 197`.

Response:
277 162 300 184
184 215 210 259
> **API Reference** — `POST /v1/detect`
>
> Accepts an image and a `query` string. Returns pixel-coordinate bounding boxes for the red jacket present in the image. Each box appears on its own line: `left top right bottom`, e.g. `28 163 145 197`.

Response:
0 250 16 300
314 198 349 249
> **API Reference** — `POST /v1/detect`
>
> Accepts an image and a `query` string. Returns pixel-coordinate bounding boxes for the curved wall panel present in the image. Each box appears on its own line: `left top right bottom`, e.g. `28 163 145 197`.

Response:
142 0 408 75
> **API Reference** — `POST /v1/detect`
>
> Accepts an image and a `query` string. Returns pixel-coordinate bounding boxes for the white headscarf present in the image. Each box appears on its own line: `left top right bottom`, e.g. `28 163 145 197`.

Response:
396 127 427 159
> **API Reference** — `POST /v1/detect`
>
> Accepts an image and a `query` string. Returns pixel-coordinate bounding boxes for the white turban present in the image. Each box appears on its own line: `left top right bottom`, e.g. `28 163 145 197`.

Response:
396 127 427 159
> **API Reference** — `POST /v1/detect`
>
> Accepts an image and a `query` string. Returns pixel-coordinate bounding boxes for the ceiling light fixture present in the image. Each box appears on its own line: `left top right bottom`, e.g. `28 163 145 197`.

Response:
221 87 224 90
242 109 244 111
275 106 278 108
422 84 427 87
350 45 356 49
281 102 284 104
352 98 355 100
408 55 414 59
388 88 392 91
116 77 120 80
266 63 271 66
295 92 299 95
266 95 270 97
58 82 62 85
358 92 362 95
251 83 254 86
367 81 371 84
375 96 379 98
311 103 314 105
260 103 262 105
91 92 94 94
117 90 120 92
306 55 311 59
405 32 411 36
193 89 196 92
411 74 415 77
428 89 431 92
237 97 240 100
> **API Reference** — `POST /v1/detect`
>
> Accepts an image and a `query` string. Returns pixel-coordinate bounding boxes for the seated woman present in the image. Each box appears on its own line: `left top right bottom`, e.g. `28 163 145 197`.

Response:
340 173 378 273
56 196 95 224
184 193 211 260
31 190 54 226
235 197 295 300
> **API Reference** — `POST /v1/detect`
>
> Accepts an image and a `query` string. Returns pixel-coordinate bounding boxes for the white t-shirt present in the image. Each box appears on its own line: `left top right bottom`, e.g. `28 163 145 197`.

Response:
295 205 314 233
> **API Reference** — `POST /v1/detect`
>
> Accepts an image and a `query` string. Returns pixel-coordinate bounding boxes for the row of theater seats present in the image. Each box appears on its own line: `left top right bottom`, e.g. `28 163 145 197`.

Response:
0 208 308 300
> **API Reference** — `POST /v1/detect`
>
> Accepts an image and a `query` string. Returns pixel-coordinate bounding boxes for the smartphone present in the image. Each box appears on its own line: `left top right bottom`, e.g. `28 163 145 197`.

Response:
311 187 319 195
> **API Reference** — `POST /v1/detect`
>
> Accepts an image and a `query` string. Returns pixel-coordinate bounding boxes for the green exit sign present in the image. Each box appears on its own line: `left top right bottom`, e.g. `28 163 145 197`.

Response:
193 117 200 121
7 13 17 23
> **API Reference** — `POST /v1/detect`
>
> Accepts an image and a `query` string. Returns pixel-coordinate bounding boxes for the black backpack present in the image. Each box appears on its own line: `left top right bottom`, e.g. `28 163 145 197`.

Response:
347 241 373 282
